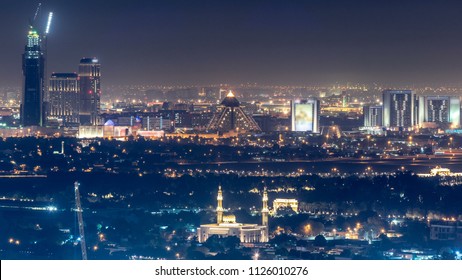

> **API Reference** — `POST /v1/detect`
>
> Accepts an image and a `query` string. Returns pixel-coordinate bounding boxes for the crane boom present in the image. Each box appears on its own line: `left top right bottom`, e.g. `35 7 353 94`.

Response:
33 3 42 22
74 181 88 260
45 12 53 35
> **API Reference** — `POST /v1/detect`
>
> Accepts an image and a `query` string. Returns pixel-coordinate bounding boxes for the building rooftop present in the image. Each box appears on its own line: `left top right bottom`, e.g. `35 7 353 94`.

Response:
51 73 78 78
221 91 240 107
80 57 99 64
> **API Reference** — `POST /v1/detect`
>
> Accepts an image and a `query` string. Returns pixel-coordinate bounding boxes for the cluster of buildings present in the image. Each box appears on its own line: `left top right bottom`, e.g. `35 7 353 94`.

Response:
15 22 324 139
77 92 322 138
14 11 462 140
19 25 323 138
21 22 101 129
430 221 462 241
16 36 462 140
363 90 461 133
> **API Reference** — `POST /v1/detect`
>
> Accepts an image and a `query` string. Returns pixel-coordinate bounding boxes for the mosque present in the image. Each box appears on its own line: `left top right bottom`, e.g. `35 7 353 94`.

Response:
197 186 269 243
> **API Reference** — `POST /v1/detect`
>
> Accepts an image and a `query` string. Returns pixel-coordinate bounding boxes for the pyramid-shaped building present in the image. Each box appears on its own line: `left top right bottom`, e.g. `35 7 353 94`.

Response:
207 91 261 133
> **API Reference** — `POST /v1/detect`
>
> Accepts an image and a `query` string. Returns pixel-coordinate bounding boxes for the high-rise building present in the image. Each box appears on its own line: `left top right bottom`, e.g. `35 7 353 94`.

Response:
291 99 320 133
417 96 460 128
191 112 214 131
21 28 45 127
382 90 414 129
253 115 278 132
79 58 101 125
363 105 383 127
48 73 80 126
207 91 261 133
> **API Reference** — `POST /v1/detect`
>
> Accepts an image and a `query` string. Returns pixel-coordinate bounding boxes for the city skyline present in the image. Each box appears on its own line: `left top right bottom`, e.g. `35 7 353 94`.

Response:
3 1 462 262
3 1 462 87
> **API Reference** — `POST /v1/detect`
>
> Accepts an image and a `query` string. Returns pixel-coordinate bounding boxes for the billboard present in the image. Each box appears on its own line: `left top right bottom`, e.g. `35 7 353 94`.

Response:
294 103 314 131
449 97 460 127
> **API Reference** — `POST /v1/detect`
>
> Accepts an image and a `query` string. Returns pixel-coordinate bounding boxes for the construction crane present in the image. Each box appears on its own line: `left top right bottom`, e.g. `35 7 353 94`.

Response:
29 3 42 28
74 181 88 260
45 12 53 35
42 10 53 107
27 3 54 116
33 3 41 21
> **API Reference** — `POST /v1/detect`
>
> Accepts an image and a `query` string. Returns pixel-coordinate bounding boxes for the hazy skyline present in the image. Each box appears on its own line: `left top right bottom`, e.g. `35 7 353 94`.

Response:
2 0 462 87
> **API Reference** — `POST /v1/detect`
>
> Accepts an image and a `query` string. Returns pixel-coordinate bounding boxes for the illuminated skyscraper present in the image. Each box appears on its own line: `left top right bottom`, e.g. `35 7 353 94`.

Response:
417 96 460 128
382 90 414 129
79 58 101 125
291 99 320 133
363 105 383 127
21 28 45 127
48 73 80 125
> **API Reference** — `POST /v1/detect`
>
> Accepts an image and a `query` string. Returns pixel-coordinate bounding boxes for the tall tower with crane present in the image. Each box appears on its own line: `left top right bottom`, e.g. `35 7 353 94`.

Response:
74 181 87 260
20 3 53 127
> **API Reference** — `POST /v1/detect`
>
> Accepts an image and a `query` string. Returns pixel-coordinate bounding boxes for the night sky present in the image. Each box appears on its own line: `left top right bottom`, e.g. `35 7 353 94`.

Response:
2 0 462 87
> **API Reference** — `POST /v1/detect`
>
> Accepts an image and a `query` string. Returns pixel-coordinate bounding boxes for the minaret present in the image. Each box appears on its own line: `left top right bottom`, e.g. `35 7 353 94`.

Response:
216 185 223 224
262 187 269 242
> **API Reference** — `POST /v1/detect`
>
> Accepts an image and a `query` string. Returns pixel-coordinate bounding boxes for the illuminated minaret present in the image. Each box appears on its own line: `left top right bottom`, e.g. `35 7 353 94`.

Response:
262 187 269 241
216 185 223 224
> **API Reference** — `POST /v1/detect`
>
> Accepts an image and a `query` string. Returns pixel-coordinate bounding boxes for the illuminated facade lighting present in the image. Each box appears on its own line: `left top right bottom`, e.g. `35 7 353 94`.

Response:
382 90 414 129
48 73 80 125
79 57 101 126
208 91 261 133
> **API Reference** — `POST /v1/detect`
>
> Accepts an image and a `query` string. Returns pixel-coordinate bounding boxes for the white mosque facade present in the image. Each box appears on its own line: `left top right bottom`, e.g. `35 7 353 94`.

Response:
197 186 269 243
